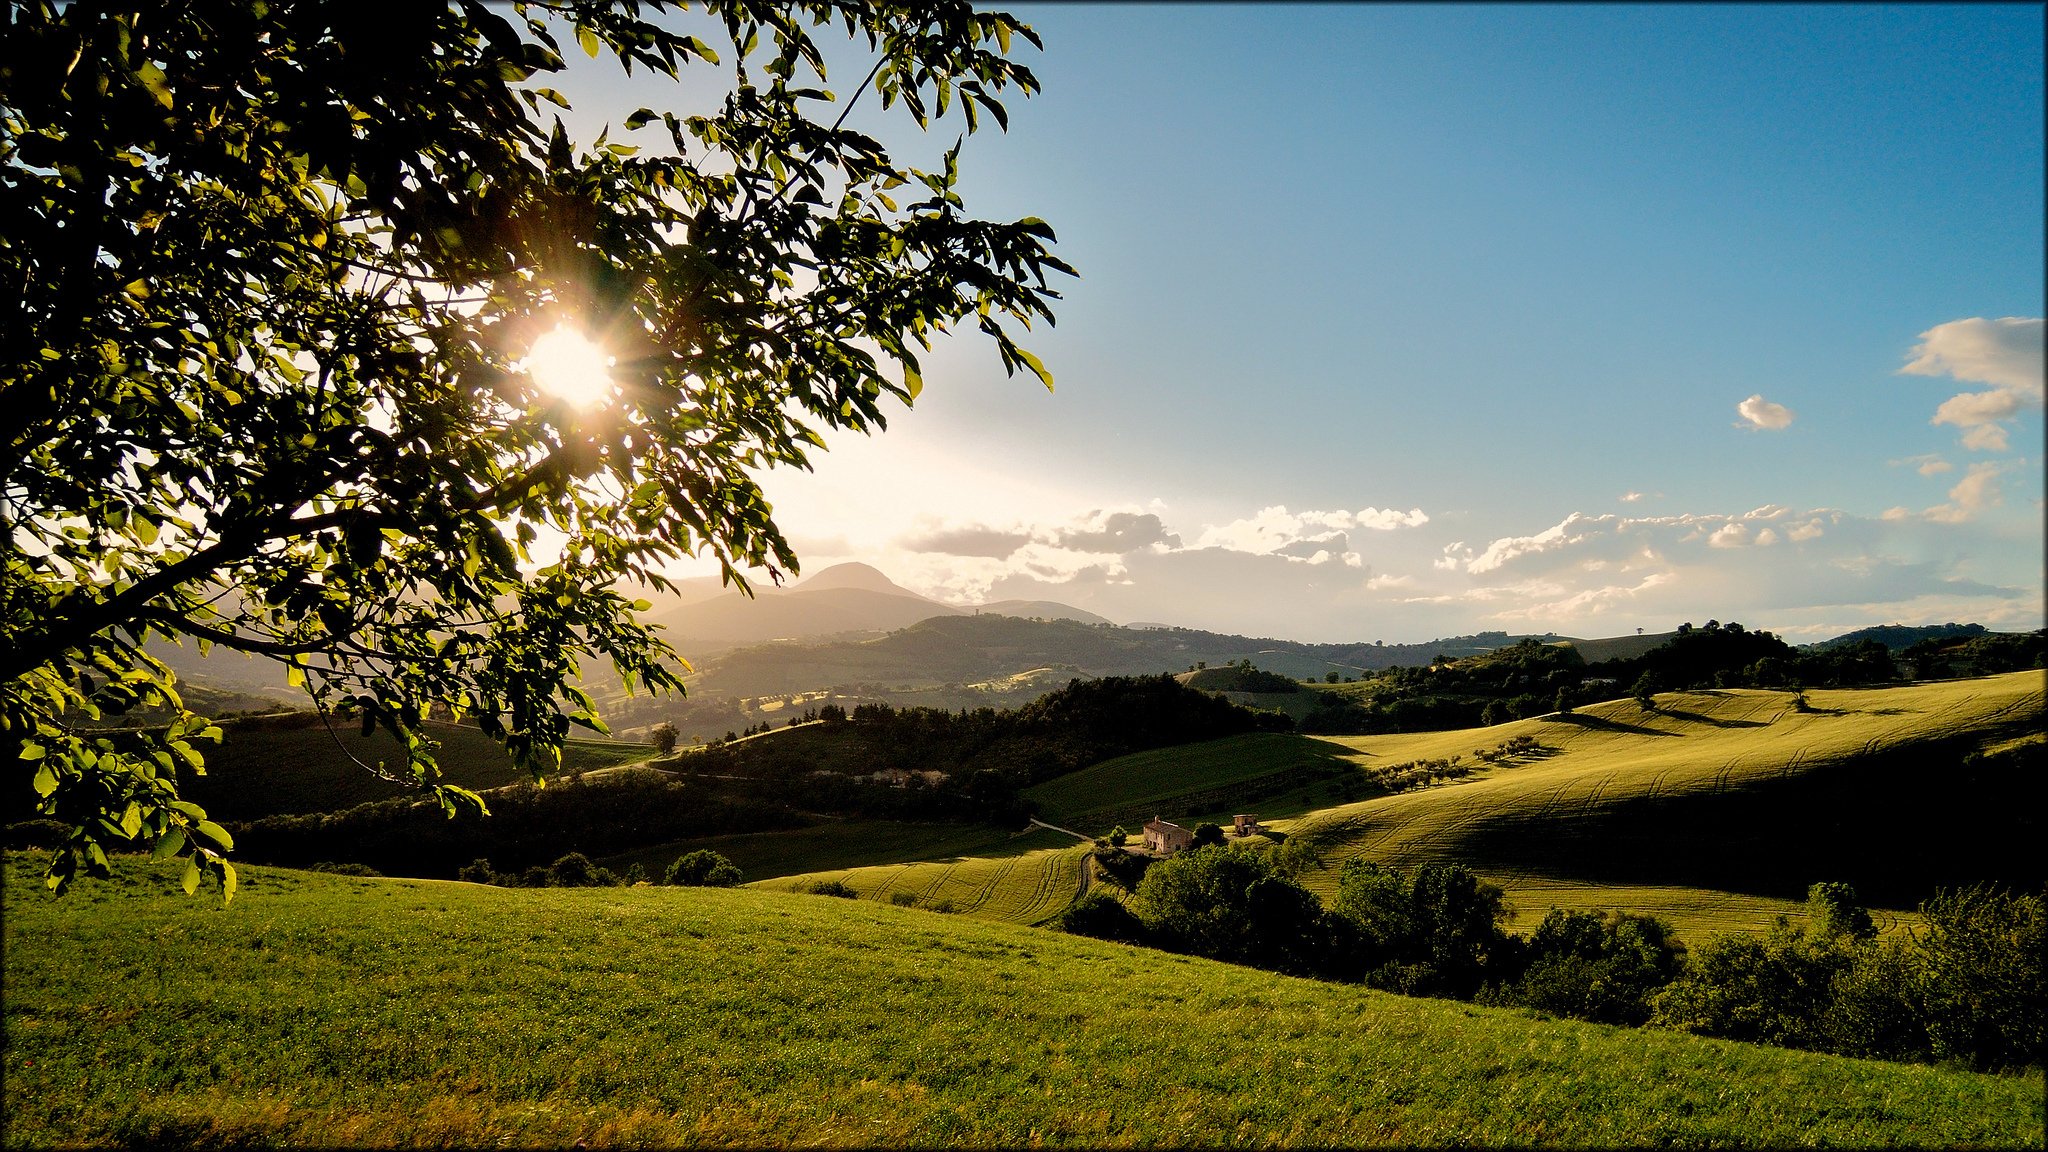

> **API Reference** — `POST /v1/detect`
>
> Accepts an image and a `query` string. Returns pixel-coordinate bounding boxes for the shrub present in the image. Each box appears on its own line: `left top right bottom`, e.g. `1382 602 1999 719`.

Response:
888 890 917 907
1191 822 1226 849
1107 825 1128 847
1330 860 1514 998
1805 881 1875 942
804 879 859 899
1649 921 1851 1049
1506 909 1684 1025
1913 885 2046 1070
547 852 597 888
665 849 744 888
305 861 382 877
1137 845 1335 976
456 858 497 884
519 865 550 887
1821 934 1928 1062
1056 891 1147 943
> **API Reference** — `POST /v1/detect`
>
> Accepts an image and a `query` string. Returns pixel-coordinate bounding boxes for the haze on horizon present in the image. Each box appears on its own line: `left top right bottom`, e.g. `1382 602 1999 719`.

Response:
562 5 2045 646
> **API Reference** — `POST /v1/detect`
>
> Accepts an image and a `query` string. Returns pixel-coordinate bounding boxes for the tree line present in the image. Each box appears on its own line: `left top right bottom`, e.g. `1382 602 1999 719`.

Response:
1059 844 2045 1072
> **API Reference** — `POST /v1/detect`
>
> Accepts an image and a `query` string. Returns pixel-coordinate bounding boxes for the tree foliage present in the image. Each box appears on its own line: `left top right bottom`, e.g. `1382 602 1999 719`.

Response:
1 0 1070 896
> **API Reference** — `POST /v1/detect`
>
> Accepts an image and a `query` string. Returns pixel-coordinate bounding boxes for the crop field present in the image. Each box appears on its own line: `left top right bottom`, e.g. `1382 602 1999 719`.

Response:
754 842 1093 925
173 718 651 822
600 821 1077 883
1024 732 1361 832
5 852 2039 1148
1273 673 2043 918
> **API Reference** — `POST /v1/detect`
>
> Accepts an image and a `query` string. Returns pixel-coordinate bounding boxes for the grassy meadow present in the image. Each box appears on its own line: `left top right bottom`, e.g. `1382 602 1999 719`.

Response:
1276 673 2042 911
5 852 2040 1148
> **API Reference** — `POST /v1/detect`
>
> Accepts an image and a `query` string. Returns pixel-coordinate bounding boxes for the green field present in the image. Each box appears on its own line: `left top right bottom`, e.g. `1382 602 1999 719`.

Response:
1024 732 1359 831
760 674 2039 942
5 852 2038 1148
1273 674 2042 919
751 841 1092 924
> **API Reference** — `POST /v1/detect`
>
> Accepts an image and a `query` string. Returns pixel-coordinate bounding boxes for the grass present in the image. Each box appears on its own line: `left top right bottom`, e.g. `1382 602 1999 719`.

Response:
749 841 1091 924
1024 732 1357 832
1275 673 2043 918
762 673 2038 942
5 851 2039 1148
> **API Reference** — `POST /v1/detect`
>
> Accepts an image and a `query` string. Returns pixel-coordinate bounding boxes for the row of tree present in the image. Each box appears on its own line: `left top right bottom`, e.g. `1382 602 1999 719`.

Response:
1059 846 2044 1071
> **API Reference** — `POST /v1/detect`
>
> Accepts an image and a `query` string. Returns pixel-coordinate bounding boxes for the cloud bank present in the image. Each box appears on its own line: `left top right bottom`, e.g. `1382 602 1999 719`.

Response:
1901 316 2044 453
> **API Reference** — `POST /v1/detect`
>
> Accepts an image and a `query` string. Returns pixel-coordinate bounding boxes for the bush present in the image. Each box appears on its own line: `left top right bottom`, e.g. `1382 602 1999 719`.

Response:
1650 921 1851 1049
1505 909 1684 1025
1137 845 1335 976
456 858 497 884
1821 934 1928 1062
305 861 382 877
1107 825 1128 848
1330 860 1514 998
1191 822 1226 849
547 852 597 888
1913 885 2046 1069
665 849 744 888
888 890 917 907
1056 891 1148 943
804 879 859 899
1805 881 1875 942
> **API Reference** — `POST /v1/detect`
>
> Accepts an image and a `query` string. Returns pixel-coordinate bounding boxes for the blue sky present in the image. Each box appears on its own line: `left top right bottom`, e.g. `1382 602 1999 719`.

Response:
563 4 2044 642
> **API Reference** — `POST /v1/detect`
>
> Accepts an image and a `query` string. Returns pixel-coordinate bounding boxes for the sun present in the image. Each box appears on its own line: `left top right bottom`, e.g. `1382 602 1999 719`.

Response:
523 324 615 407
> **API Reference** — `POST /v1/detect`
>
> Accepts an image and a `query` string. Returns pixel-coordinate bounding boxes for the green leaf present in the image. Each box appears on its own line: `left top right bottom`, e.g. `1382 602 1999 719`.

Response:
196 821 235 851
151 827 188 860
577 24 601 58
182 857 200 896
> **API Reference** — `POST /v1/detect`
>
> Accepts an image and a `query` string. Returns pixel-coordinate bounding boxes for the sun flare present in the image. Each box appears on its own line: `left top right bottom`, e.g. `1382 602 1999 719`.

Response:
524 325 615 407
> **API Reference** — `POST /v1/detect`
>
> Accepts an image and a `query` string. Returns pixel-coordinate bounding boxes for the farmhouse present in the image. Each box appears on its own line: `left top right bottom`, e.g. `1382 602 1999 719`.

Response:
1142 816 1194 855
1232 814 1264 837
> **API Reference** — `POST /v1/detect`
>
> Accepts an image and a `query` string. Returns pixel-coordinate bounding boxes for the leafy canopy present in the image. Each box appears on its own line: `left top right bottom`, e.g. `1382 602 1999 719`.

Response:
1 0 1070 898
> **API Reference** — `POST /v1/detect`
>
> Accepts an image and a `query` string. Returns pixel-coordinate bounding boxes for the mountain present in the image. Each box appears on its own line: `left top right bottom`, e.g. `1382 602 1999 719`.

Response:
975 600 1113 626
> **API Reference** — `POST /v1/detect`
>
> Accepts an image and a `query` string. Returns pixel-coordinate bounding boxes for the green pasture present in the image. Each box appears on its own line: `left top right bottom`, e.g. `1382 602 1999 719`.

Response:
5 852 2038 1148
1277 673 2043 914
1024 732 1357 831
751 842 1092 924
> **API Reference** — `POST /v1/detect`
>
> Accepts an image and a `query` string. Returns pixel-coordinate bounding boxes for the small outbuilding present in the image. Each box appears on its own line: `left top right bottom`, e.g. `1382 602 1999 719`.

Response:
1232 814 1264 838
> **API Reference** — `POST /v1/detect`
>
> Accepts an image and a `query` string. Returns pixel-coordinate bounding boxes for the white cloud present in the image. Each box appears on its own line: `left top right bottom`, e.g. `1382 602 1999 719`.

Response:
1709 522 1752 548
1620 491 1645 503
1787 519 1826 542
1901 317 2045 453
1365 573 1415 591
1736 394 1795 430
1355 507 1431 530
1194 505 1426 560
1901 316 2045 392
1924 462 2004 524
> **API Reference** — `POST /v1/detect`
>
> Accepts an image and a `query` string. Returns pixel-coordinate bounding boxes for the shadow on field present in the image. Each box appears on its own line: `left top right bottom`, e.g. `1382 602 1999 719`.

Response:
1657 709 1768 729
1545 714 1675 737
1452 732 2046 909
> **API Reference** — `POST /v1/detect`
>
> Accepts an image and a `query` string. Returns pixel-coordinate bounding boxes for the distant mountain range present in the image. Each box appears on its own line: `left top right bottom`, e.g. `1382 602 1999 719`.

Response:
644 562 1110 652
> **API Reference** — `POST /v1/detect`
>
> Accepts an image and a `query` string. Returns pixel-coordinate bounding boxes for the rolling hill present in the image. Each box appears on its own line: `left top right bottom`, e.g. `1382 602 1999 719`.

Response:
5 852 2038 1147
747 673 2042 938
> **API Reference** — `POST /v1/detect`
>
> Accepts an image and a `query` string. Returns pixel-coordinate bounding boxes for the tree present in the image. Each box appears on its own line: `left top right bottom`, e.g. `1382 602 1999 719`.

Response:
664 848 742 887
1191 821 1225 849
2 1 1070 897
1632 671 1661 711
649 721 680 756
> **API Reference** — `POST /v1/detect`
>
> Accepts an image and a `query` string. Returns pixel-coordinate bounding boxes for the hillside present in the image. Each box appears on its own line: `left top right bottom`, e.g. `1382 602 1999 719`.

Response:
753 673 2041 939
695 615 1550 701
1279 672 2043 910
5 852 2038 1147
